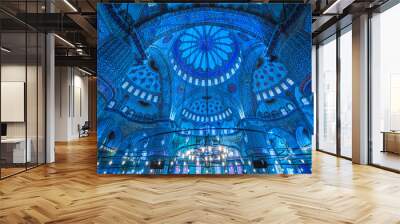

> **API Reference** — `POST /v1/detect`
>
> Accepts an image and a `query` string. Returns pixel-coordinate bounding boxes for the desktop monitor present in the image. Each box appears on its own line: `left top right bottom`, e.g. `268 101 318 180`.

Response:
1 123 7 137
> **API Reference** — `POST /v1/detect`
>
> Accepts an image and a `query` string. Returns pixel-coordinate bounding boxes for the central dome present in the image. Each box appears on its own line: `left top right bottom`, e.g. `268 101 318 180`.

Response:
171 25 241 86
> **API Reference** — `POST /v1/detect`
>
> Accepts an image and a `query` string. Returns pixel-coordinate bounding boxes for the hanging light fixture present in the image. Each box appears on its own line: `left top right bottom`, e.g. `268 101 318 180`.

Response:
63 0 78 12
1 47 11 53
54 34 75 48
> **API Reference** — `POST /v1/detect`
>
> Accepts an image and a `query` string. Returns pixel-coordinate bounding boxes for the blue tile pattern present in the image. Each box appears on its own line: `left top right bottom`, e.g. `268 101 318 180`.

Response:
97 3 312 175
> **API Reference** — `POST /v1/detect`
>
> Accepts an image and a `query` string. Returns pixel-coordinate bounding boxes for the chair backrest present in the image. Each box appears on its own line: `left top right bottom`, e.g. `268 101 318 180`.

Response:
82 121 90 129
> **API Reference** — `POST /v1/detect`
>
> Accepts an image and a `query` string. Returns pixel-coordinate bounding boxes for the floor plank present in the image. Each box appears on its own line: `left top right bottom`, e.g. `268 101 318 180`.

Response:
1 135 400 224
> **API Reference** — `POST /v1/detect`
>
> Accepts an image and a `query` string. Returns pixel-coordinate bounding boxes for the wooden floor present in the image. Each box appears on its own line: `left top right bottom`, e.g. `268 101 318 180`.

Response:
372 150 400 171
0 167 26 178
1 136 400 224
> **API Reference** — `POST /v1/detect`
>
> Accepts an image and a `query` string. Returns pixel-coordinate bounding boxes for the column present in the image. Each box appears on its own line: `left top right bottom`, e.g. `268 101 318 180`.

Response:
352 14 369 164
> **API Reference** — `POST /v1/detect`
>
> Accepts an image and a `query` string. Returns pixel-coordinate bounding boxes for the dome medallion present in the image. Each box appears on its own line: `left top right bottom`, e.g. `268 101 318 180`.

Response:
171 25 241 86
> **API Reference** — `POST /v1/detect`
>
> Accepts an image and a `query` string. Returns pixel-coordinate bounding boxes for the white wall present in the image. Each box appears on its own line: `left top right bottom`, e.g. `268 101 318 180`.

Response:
55 67 69 141
1 65 42 137
72 73 89 138
1 65 26 139
55 67 89 141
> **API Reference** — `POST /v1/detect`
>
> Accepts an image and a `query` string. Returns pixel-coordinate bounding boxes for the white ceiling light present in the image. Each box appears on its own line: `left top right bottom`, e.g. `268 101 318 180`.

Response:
323 0 354 15
78 67 93 76
63 0 78 12
1 47 11 53
54 34 75 48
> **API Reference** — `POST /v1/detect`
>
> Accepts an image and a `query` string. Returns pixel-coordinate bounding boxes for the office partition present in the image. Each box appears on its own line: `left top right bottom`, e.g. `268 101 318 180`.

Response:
0 1 47 179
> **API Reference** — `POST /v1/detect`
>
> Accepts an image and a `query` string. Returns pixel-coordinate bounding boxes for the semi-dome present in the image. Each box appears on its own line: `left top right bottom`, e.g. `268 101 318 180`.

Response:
256 97 296 120
181 97 233 123
252 56 294 101
121 62 161 104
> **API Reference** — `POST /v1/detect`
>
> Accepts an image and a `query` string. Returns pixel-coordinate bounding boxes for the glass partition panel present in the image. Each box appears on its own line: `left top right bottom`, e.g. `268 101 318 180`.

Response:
371 4 400 171
0 1 47 179
27 31 38 169
38 32 45 165
339 28 352 158
1 31 27 177
317 36 337 154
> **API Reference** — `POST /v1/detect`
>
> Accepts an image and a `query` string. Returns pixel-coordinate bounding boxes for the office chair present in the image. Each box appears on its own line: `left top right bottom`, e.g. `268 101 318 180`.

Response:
79 121 90 138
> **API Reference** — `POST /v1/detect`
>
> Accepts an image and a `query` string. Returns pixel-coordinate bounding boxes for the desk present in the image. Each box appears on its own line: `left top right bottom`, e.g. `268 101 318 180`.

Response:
382 131 400 154
1 138 31 163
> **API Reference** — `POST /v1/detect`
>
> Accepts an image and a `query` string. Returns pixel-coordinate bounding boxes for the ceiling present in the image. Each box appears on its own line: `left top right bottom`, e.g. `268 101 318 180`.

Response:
0 0 391 73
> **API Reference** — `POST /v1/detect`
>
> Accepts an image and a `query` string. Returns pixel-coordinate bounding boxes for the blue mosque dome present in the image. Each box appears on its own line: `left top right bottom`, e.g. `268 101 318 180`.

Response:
171 25 241 86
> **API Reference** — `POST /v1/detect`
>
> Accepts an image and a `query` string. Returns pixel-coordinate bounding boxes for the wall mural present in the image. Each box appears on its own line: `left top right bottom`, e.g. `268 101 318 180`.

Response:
97 3 313 175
